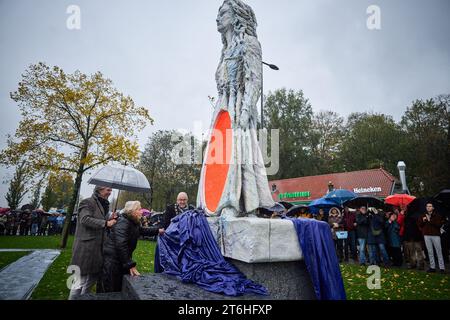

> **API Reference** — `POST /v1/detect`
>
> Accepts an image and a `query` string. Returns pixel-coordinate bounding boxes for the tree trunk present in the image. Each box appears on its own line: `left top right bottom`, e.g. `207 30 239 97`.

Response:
60 166 84 249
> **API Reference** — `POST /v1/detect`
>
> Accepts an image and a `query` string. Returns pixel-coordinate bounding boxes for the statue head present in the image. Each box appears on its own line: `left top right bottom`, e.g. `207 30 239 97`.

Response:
217 0 257 40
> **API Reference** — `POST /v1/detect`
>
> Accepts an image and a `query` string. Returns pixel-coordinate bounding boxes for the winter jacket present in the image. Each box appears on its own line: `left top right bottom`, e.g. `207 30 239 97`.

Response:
417 212 444 236
403 214 423 242
355 213 369 239
397 212 405 237
342 210 357 231
100 213 158 292
385 220 401 247
367 213 386 245
328 214 344 240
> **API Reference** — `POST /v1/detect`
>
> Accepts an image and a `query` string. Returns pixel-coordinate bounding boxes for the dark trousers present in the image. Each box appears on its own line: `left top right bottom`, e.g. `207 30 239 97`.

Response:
99 257 127 293
388 246 403 266
344 230 357 260
334 239 344 261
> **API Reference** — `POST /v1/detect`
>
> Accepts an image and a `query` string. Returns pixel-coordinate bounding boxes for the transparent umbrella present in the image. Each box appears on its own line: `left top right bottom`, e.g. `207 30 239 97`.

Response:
87 164 151 211
88 164 150 193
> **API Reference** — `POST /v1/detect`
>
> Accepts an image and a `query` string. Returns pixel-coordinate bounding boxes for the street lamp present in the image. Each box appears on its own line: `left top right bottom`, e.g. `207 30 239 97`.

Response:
261 61 279 128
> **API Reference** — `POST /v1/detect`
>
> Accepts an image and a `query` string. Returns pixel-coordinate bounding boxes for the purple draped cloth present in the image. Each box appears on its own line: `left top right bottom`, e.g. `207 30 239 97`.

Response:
288 217 347 300
154 209 268 296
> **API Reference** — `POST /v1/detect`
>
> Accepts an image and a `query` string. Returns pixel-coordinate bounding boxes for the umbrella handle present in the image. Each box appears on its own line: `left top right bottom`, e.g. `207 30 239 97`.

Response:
114 189 121 213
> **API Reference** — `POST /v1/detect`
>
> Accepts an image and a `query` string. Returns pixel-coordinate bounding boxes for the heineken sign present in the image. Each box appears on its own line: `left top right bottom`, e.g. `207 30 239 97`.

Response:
279 191 311 200
353 187 382 194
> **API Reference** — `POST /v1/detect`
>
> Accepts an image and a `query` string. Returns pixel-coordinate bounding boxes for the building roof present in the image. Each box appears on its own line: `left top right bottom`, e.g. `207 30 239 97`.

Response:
269 168 399 203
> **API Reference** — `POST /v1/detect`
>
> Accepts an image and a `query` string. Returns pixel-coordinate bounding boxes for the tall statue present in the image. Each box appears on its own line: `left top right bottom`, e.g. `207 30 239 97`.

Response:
197 0 275 217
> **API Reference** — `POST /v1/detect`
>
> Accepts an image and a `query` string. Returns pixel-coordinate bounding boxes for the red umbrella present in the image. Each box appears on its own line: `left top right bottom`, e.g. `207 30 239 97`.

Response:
385 194 416 208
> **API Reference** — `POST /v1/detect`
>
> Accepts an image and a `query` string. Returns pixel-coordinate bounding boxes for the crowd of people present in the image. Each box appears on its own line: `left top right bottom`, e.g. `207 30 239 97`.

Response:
288 203 449 273
0 208 75 236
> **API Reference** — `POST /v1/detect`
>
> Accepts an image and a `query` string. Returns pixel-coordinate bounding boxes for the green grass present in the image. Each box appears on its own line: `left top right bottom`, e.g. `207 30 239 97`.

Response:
340 263 450 300
0 236 156 300
0 251 31 270
1 236 449 300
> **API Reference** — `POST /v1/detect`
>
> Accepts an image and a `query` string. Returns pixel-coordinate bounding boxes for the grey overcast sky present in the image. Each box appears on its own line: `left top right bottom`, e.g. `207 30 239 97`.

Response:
0 0 449 207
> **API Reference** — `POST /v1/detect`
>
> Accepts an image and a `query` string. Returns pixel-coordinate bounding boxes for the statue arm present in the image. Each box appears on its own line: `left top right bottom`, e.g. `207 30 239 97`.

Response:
240 39 262 128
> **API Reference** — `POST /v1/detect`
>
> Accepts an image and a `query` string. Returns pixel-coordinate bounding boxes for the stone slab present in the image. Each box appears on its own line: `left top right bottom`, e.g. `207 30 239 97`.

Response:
0 249 60 300
207 217 302 263
121 273 270 300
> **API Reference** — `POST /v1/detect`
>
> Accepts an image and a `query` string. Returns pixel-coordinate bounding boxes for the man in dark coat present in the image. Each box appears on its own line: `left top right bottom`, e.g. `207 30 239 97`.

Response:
158 192 195 236
68 186 117 300
356 206 369 265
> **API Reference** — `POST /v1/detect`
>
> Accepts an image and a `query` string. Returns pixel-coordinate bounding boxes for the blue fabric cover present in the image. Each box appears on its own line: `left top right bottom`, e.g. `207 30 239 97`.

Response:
154 209 346 300
154 209 268 296
288 217 347 300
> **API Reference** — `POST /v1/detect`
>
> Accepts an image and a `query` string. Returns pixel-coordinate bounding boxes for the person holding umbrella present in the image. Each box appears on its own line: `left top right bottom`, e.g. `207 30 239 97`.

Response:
69 185 117 300
356 206 370 266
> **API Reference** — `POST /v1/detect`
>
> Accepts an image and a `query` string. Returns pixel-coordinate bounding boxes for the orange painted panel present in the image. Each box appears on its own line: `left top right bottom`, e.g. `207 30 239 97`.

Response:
204 110 232 213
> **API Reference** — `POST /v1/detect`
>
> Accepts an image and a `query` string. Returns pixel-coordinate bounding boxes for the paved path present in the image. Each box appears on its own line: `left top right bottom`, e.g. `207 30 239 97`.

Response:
0 249 60 300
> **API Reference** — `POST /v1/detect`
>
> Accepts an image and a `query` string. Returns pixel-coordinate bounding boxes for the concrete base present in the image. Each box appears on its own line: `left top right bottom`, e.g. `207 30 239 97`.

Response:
121 273 270 300
119 258 316 300
227 258 316 300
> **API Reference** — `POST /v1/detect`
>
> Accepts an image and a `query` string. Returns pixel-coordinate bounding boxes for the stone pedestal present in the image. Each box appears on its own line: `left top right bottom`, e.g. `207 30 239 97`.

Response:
207 216 316 299
121 273 270 300
207 217 302 263
119 217 316 300
226 259 316 300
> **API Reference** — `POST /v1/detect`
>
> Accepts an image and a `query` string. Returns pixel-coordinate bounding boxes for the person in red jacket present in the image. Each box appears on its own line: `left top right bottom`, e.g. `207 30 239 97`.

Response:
396 207 406 261
417 203 445 273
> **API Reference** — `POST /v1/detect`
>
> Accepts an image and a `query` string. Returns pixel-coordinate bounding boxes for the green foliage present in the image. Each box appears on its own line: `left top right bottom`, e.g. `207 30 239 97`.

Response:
264 88 315 179
310 110 345 174
119 130 202 211
5 161 30 210
0 62 154 247
0 251 30 270
41 172 74 211
401 95 450 196
341 263 450 300
339 112 409 174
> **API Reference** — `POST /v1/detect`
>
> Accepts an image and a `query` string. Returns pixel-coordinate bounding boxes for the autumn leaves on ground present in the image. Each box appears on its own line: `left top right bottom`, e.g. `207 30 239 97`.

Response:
0 236 448 300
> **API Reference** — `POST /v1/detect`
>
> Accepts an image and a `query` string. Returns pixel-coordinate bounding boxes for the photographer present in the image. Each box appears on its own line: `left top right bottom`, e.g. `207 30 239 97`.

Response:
328 207 344 262
367 208 391 267
356 206 369 265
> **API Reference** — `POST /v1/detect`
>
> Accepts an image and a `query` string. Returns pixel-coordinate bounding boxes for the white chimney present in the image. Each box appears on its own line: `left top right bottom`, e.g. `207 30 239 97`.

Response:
397 161 408 194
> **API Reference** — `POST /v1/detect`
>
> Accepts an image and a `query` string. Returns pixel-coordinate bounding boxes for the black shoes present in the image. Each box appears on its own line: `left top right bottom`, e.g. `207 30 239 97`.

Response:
426 268 436 273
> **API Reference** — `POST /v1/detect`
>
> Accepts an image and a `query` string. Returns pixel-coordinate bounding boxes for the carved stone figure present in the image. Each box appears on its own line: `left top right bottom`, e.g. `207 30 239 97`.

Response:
197 0 275 217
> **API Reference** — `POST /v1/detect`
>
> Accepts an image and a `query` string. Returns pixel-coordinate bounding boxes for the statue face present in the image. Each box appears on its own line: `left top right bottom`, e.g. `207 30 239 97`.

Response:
217 2 232 33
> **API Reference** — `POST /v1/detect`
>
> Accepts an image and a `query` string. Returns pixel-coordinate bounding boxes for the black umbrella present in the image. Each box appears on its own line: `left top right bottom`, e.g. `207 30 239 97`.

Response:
434 189 450 207
407 197 449 218
343 195 384 209
286 205 310 217
258 203 287 218
278 201 294 209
